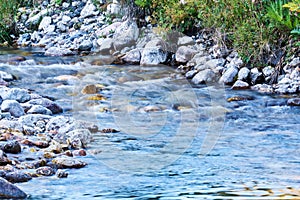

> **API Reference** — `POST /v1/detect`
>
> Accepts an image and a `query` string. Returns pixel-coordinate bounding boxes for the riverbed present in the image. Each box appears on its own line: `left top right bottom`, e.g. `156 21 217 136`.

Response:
1 48 300 199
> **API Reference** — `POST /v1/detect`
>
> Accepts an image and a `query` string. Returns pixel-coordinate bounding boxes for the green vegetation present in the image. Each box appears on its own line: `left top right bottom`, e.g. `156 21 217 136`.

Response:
132 0 300 66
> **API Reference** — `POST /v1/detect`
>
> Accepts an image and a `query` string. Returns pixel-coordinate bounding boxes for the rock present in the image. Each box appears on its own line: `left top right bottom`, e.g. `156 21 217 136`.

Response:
262 66 275 77
57 21 67 32
4 171 32 183
72 149 87 156
81 84 97 94
227 95 254 102
191 69 217 84
178 36 195 46
287 98 300 106
231 80 250 90
175 46 197 63
36 166 54 176
107 2 121 15
185 70 198 79
96 22 122 37
289 57 300 67
66 129 92 148
238 67 250 81
38 16 52 31
46 116 72 133
25 9 48 28
0 141 22 154
113 37 135 52
188 54 209 66
251 84 274 93
18 114 51 128
204 58 226 69
80 0 98 18
52 156 87 168
140 48 167 65
219 66 238 85
0 177 27 198
1 100 25 117
122 49 141 64
0 88 31 103
0 150 10 165
0 71 14 81
27 98 63 114
56 169 68 178
27 105 52 115
290 67 300 80
45 47 74 56
0 120 23 132
98 38 114 54
78 40 93 51
250 68 264 85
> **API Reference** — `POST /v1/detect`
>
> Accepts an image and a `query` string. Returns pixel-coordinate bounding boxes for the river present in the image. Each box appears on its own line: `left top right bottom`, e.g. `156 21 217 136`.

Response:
1 48 300 199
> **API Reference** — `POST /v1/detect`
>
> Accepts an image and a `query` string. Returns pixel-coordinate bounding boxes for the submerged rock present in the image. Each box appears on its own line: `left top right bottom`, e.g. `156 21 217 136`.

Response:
0 177 27 198
36 166 55 176
287 98 300 106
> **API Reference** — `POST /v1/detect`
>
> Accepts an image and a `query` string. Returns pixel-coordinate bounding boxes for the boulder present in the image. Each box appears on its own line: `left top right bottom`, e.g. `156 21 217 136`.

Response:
38 16 52 31
191 69 216 84
66 129 92 148
1 100 25 117
122 49 141 64
80 0 98 18
140 48 167 65
27 98 63 114
238 67 250 81
250 68 264 85
45 47 74 56
178 36 195 46
175 46 197 63
0 141 22 154
3 171 32 183
219 66 238 85
0 177 27 198
231 80 250 90
0 88 31 103
52 156 87 168
27 105 52 115
78 40 93 51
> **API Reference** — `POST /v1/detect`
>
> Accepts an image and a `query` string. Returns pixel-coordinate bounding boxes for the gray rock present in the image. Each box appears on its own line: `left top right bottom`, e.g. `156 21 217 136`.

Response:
0 150 10 165
45 47 74 56
251 84 274 93
61 15 71 24
96 22 122 37
205 58 226 69
27 105 52 115
0 88 31 103
175 46 197 63
27 98 63 114
140 48 167 65
3 171 32 183
231 80 250 90
185 70 198 79
57 21 67 32
113 37 135 52
192 69 216 84
19 114 52 128
0 177 27 198
36 166 55 176
66 129 92 148
188 54 209 66
178 36 195 46
1 100 25 117
38 16 52 31
290 67 300 80
250 68 263 85
107 3 121 14
25 9 48 28
122 49 141 64
289 57 300 67
0 71 14 81
0 119 23 132
56 169 68 178
79 40 93 51
52 156 87 168
98 38 114 54
46 116 73 133
219 66 238 85
0 141 21 154
114 20 139 41
80 0 98 18
287 98 300 106
238 67 250 81
262 66 275 77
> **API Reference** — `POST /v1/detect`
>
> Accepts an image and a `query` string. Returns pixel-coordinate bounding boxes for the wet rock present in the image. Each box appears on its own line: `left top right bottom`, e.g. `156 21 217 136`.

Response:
19 114 51 128
1 100 25 117
185 69 198 79
0 87 31 103
237 67 250 81
140 48 167 65
27 98 63 114
175 46 197 63
78 40 93 51
227 96 254 102
0 71 14 81
72 149 87 156
27 105 52 115
81 84 97 94
219 66 238 85
4 171 32 183
251 84 274 93
46 116 72 133
52 156 87 168
122 49 141 64
66 129 92 148
0 177 27 198
287 98 300 106
178 36 195 46
56 169 68 178
36 166 54 176
192 69 217 84
231 80 249 90
0 150 10 165
45 47 74 56
0 141 22 154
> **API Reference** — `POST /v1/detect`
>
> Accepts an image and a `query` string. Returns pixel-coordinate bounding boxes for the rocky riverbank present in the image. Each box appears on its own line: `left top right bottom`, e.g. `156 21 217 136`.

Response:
14 0 300 95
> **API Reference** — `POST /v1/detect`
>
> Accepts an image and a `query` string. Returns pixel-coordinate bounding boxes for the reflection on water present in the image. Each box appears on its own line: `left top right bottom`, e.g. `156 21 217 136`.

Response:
0 48 299 199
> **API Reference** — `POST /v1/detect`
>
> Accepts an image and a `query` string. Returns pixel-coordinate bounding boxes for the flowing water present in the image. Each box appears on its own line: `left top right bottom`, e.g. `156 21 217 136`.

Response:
1 48 300 199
